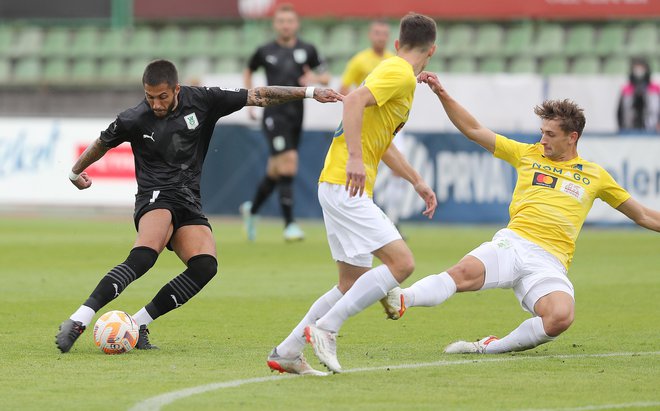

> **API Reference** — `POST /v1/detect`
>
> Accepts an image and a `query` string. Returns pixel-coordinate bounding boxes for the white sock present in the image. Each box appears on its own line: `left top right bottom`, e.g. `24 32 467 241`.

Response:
276 286 343 358
404 272 456 307
316 265 398 333
70 305 95 327
132 307 154 327
485 317 554 353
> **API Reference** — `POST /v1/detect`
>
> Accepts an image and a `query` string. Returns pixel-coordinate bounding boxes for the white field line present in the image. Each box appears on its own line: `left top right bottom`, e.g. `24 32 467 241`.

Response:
517 402 660 411
129 351 660 411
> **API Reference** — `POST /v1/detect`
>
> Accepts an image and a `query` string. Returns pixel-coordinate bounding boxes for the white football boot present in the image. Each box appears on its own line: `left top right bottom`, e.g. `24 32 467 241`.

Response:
304 325 342 373
444 335 499 354
380 286 406 320
267 347 327 376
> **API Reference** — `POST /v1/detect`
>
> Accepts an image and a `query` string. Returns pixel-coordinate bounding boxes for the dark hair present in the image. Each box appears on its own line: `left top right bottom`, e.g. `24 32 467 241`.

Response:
142 59 178 88
274 3 297 16
398 13 436 50
533 99 586 138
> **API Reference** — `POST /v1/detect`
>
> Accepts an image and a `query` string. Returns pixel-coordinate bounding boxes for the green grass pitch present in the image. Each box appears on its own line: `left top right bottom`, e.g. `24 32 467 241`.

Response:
0 216 658 410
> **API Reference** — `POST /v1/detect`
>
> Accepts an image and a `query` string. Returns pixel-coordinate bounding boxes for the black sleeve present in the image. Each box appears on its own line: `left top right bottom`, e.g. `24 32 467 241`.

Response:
206 87 249 118
247 47 263 71
99 116 130 148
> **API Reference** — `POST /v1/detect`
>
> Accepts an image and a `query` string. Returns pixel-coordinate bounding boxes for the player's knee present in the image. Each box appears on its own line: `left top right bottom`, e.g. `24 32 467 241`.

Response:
447 263 483 291
392 254 415 280
186 254 218 288
543 306 574 336
125 246 159 276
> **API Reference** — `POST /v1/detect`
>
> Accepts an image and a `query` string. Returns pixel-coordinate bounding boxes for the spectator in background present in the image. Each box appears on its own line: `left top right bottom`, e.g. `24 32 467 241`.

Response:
241 3 330 242
617 57 660 133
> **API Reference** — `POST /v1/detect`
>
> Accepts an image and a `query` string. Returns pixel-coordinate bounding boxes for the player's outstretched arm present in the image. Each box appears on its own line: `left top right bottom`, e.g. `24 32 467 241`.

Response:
69 137 110 190
246 86 342 107
418 71 497 153
616 197 660 232
382 144 437 219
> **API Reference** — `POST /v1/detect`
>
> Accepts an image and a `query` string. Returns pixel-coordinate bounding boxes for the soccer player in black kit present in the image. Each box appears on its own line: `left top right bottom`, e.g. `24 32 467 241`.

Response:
55 59 342 353
240 3 330 242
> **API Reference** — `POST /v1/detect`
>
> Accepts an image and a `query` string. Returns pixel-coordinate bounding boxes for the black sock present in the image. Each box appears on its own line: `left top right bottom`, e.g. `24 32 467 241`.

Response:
278 175 294 226
251 176 278 214
145 254 218 320
84 247 158 311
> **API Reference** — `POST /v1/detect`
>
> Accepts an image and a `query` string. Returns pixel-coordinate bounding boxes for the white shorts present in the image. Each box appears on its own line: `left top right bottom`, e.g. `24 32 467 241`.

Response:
318 182 402 267
468 228 575 315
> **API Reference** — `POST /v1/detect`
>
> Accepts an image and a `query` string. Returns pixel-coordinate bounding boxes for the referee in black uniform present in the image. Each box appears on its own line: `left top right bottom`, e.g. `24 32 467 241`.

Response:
56 59 341 353
240 3 330 242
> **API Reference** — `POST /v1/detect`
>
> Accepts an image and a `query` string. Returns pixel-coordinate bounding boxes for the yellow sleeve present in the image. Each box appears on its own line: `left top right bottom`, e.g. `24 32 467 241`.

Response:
493 134 531 168
364 63 413 107
341 56 361 88
597 166 632 208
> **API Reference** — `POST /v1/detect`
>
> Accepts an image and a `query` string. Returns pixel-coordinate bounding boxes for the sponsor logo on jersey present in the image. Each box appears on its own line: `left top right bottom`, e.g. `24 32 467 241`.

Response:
142 131 155 142
571 163 583 171
220 87 241 92
184 113 199 130
293 48 307 64
532 172 558 188
559 180 585 201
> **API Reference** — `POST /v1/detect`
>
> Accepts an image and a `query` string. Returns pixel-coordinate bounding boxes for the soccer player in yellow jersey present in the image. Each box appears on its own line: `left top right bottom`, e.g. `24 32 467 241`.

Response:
339 20 393 95
267 13 438 375
381 72 660 355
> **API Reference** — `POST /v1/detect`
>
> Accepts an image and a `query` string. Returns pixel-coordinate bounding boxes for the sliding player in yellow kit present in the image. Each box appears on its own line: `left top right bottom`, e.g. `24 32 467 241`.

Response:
267 13 438 375
381 72 660 354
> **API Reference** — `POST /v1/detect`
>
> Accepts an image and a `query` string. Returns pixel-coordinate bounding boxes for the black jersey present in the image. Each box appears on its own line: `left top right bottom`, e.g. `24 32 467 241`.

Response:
248 39 324 119
100 86 248 198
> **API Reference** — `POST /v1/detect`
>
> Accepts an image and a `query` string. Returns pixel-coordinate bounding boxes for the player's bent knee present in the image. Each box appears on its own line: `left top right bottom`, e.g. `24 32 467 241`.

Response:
448 263 483 291
392 255 415 280
186 254 218 288
543 307 574 336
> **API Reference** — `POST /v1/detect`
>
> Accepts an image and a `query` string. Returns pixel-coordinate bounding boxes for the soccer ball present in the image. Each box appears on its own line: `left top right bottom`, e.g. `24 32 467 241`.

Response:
93 310 139 354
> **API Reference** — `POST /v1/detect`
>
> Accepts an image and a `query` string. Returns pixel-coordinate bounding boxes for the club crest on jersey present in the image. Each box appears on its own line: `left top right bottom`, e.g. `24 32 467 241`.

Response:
184 113 199 130
293 49 307 64
532 172 558 188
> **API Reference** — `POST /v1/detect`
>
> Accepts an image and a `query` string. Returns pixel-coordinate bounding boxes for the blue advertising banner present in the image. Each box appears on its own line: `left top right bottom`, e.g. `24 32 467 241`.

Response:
200 125 535 223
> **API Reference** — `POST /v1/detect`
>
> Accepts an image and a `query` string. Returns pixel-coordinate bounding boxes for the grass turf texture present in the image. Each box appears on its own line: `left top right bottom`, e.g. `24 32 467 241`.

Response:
0 216 658 410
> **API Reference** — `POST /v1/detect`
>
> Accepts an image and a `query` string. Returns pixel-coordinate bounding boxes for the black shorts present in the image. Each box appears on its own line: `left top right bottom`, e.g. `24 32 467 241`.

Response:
262 113 303 155
133 189 211 250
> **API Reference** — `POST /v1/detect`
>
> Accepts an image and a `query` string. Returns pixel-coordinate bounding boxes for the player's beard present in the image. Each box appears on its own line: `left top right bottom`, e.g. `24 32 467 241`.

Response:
153 97 178 118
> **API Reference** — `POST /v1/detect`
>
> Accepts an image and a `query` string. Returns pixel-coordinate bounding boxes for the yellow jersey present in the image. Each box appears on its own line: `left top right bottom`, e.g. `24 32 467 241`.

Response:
494 134 631 268
319 56 416 197
340 48 395 89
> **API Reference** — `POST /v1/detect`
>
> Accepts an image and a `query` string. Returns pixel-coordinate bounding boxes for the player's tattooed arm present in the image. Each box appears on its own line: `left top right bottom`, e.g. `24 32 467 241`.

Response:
71 138 110 175
246 86 342 107
69 138 110 190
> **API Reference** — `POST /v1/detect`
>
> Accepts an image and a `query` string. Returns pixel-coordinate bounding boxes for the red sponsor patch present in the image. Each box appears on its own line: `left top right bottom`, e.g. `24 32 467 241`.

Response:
77 144 135 179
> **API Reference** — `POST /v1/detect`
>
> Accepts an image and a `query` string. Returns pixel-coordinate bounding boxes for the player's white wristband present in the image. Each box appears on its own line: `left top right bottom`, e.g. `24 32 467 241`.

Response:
305 86 315 99
69 170 81 181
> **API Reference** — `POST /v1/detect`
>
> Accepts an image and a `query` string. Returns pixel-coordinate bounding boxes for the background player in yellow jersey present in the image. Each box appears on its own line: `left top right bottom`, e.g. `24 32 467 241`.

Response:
339 20 393 95
267 13 438 375
381 72 660 355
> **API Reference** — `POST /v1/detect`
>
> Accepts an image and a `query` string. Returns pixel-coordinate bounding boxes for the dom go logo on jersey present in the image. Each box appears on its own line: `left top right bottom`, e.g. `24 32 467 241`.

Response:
93 310 139 355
